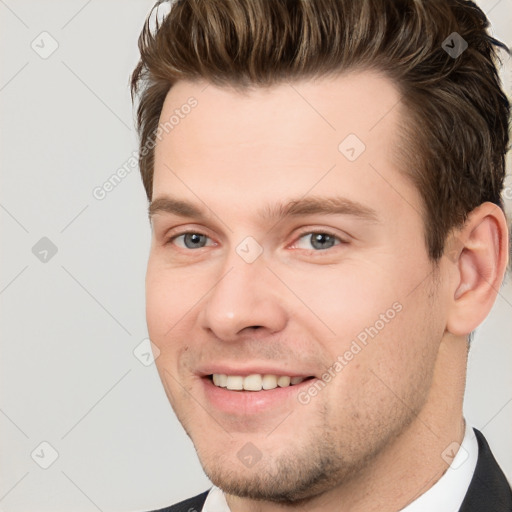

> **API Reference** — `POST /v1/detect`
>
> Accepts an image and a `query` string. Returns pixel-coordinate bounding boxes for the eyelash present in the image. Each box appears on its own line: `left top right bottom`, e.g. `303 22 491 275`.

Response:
164 229 347 253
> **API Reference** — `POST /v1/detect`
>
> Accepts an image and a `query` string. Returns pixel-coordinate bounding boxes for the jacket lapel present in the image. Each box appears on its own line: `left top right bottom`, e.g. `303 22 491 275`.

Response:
458 429 512 511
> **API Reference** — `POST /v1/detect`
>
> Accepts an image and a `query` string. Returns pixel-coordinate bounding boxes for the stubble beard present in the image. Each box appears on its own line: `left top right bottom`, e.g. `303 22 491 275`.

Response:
188 406 420 506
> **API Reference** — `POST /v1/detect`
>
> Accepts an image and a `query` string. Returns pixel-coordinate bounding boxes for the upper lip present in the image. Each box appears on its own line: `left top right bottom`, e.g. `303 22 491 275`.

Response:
197 363 316 378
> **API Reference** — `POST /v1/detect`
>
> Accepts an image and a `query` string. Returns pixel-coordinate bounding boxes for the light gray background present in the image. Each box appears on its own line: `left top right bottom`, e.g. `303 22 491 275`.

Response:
1 1 511 511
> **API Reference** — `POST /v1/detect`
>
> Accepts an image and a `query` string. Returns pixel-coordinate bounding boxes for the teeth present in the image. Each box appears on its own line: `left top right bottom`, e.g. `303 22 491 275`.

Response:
226 375 244 390
277 375 291 387
243 374 262 391
262 374 278 390
212 374 308 391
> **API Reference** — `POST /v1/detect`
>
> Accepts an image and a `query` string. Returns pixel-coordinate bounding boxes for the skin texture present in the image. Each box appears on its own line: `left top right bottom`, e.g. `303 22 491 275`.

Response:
145 71 509 512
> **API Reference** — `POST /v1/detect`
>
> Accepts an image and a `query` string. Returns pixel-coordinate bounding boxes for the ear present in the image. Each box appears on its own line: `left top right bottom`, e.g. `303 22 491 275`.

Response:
445 202 509 336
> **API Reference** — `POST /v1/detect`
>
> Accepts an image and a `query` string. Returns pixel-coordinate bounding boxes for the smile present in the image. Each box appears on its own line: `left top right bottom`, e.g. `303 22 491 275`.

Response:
211 373 314 391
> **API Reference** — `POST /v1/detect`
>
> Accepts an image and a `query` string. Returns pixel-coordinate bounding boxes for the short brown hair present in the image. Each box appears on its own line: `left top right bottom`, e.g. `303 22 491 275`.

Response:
130 0 510 261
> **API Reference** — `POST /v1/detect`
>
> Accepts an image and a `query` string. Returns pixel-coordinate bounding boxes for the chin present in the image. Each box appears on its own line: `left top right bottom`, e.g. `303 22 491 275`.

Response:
194 436 354 505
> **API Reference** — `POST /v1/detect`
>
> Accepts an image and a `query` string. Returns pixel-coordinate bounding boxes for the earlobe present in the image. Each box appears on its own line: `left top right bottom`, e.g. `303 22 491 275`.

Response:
446 202 508 336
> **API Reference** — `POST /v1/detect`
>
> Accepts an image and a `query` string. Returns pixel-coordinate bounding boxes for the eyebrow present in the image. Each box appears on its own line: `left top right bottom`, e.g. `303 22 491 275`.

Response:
148 195 380 225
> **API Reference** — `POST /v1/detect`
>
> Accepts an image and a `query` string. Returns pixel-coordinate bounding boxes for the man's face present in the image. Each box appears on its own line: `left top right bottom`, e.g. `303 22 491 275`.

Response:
146 71 449 501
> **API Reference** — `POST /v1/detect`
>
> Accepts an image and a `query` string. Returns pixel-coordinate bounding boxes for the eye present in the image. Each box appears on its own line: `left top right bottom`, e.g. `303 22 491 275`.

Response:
165 230 346 252
167 232 215 250
293 231 345 251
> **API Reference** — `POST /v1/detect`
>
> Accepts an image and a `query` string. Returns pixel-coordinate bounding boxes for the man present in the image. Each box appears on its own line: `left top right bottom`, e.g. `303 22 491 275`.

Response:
130 0 511 510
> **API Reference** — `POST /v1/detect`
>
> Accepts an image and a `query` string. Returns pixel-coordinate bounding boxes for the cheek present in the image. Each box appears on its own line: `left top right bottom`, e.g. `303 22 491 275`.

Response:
348 284 441 410
319 298 440 446
145 263 196 337
145 264 203 373
146 281 184 388
298 260 440 387
288 261 403 340
145 277 169 341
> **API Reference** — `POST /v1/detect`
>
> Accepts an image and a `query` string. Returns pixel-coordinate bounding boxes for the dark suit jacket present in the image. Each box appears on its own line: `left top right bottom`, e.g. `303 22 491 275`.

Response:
149 429 511 512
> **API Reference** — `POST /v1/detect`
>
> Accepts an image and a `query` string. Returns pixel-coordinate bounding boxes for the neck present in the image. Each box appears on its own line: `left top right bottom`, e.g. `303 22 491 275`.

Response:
226 334 468 512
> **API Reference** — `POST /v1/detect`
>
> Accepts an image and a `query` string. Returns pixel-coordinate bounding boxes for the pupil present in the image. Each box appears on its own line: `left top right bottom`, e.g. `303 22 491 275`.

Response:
185 233 206 248
312 233 334 250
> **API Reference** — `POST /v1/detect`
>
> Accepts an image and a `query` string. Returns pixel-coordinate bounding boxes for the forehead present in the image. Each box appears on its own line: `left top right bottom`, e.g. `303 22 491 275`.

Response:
155 70 402 162
151 71 416 223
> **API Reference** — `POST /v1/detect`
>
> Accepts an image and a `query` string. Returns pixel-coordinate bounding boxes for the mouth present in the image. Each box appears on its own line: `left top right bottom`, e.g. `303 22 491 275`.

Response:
209 373 316 391
198 366 320 415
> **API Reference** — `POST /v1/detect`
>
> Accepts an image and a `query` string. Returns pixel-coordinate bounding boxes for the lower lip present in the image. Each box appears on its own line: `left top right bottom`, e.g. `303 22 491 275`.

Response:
201 377 318 415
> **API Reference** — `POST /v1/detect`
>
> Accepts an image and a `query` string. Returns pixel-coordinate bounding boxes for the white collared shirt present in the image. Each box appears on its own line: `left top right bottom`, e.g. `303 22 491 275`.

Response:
202 421 479 512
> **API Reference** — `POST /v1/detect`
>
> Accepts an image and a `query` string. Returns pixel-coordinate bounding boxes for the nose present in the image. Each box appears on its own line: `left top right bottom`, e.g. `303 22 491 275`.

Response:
198 249 288 342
